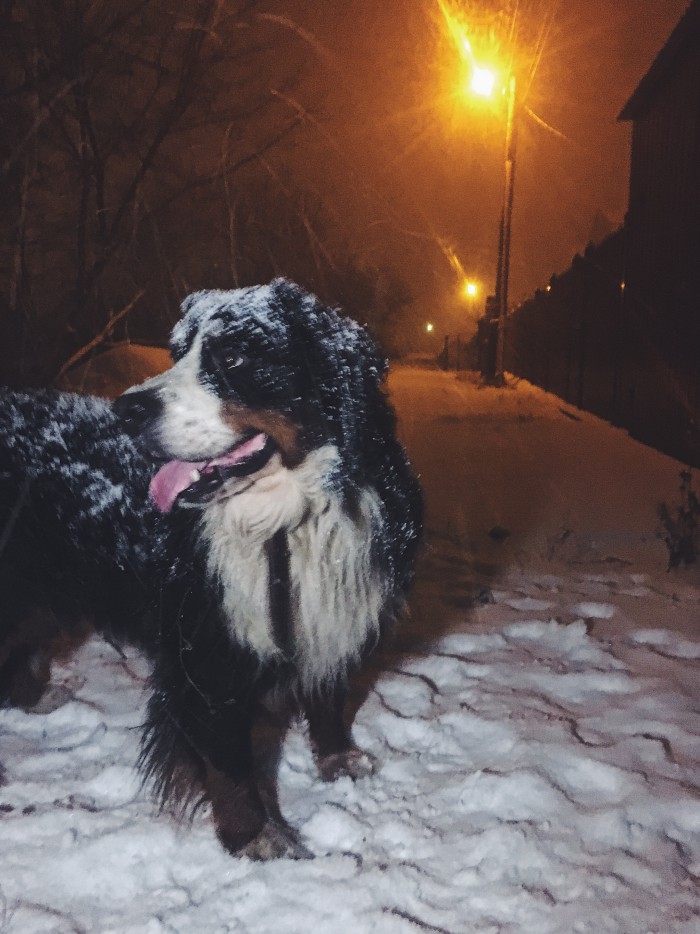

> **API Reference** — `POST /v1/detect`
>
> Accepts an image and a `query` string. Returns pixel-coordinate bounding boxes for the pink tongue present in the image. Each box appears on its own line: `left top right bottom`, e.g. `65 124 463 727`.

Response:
149 459 205 513
149 433 268 513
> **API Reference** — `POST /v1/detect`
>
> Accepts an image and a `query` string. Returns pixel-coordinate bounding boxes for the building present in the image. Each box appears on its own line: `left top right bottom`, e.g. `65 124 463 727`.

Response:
505 2 700 464
618 0 700 336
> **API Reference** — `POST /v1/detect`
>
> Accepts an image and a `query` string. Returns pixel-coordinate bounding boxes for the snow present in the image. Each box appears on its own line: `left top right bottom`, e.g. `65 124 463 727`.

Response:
171 283 284 359
171 280 378 373
2 363 700 932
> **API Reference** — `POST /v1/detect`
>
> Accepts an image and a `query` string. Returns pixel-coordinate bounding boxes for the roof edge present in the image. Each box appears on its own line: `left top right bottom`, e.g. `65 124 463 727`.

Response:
618 0 700 121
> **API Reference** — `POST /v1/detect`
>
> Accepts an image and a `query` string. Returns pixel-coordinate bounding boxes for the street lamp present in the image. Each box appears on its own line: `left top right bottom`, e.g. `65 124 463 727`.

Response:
464 64 517 384
470 65 496 98
494 72 517 383
437 0 517 383
462 278 479 316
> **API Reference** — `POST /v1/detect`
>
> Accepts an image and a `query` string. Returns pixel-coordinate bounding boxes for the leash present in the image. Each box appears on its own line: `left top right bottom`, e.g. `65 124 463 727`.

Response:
266 528 293 658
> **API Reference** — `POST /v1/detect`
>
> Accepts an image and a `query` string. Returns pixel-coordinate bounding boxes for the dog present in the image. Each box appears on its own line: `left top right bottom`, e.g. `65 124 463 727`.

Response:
0 278 423 859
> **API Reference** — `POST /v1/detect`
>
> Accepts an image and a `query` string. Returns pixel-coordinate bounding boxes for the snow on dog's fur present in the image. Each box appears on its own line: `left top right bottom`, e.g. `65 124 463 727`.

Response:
0 279 423 859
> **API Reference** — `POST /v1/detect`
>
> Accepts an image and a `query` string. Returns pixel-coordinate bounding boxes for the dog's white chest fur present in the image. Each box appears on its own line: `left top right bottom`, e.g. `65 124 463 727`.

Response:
199 446 386 687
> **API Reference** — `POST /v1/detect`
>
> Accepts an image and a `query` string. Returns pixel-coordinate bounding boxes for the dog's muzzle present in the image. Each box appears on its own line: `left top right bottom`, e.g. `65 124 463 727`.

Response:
114 386 279 512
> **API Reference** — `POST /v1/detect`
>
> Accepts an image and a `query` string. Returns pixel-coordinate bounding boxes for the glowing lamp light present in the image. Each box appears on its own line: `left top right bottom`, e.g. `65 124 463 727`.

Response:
426 322 435 333
470 65 496 98
464 280 478 298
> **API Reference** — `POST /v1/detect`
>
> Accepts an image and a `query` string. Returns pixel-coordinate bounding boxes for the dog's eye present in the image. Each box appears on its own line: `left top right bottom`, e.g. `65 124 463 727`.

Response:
200 340 252 394
223 352 245 371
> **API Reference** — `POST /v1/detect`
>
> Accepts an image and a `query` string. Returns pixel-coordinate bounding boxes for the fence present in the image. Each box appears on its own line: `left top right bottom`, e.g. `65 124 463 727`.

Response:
448 230 700 467
438 333 478 372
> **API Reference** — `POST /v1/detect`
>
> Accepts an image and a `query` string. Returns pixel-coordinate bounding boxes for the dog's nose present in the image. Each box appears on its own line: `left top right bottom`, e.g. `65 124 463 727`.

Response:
113 389 162 434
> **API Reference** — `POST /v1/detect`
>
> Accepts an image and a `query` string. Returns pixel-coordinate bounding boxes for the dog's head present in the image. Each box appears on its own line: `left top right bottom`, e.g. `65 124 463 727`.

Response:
114 279 389 513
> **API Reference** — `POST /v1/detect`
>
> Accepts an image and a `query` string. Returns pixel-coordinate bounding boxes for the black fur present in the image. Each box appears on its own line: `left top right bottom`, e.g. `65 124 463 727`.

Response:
0 279 422 859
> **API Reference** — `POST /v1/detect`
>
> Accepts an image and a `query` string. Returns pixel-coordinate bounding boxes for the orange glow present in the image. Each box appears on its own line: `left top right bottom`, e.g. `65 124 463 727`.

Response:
443 245 479 304
445 244 466 280
438 0 470 61
426 322 435 333
437 0 501 101
470 65 496 98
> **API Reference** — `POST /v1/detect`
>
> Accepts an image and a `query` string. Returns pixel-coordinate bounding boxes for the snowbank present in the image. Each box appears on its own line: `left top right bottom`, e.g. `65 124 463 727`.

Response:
55 343 171 397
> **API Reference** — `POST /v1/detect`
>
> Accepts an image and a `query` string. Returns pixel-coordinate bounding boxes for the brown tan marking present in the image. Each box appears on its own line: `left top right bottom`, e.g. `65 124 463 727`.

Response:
221 405 304 468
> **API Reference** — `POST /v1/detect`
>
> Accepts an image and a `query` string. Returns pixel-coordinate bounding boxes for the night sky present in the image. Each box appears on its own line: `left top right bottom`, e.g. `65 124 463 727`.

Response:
268 0 689 333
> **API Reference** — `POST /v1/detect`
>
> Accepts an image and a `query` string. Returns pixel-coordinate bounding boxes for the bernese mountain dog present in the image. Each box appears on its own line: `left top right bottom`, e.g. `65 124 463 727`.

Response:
0 279 423 859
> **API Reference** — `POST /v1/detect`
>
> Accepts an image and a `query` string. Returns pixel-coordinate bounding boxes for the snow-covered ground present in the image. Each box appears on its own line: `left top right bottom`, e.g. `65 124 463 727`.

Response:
2 364 700 933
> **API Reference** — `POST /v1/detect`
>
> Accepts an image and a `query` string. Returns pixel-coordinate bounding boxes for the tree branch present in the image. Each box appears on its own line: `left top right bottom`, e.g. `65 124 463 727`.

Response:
53 289 145 384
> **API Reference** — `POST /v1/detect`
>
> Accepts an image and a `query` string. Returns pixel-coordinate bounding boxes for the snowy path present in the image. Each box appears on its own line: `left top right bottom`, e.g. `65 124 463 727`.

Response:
2 366 700 933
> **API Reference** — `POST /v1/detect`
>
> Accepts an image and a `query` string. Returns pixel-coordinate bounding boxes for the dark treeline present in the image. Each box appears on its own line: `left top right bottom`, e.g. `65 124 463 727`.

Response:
1 0 412 386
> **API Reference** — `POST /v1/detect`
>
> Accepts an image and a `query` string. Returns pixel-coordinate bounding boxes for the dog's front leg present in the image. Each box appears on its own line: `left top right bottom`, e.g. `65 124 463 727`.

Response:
200 720 267 856
304 683 376 782
188 707 312 861
203 734 311 862
144 669 310 860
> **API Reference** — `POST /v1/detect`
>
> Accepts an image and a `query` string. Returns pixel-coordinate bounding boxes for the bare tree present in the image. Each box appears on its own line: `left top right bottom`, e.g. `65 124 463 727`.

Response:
0 0 304 385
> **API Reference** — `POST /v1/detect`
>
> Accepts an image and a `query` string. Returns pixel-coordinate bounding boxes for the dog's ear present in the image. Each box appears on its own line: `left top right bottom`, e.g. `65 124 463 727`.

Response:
272 279 393 473
271 277 387 383
179 293 200 316
170 291 209 361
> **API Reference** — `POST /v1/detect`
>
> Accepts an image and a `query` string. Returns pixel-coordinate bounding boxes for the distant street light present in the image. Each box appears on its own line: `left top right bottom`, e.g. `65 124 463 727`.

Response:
462 278 479 316
426 322 435 333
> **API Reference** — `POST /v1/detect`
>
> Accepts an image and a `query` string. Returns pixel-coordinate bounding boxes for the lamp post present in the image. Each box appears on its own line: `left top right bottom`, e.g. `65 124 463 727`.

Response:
462 55 517 383
494 72 517 383
438 1 518 382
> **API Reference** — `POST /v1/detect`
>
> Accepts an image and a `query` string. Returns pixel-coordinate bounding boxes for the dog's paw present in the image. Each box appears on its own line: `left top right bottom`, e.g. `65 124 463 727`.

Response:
241 819 313 861
317 747 376 782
